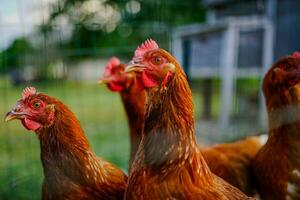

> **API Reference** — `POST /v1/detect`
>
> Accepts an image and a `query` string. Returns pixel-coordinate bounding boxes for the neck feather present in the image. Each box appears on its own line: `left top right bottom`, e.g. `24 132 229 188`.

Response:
120 82 145 166
140 67 207 172
266 86 300 135
37 102 105 186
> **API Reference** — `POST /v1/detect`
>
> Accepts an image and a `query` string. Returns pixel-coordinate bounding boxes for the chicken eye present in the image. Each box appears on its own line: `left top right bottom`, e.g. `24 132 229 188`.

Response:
153 57 162 65
32 101 41 109
285 64 293 71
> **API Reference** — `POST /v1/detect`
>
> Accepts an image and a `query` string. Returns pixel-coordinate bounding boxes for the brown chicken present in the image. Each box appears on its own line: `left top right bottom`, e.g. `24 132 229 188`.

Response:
252 52 300 200
124 39 255 199
99 57 145 168
99 57 262 195
202 136 262 195
5 87 127 200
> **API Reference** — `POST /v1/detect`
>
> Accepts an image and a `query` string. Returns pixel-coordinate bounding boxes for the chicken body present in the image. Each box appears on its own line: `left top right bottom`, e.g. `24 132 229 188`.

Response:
252 53 300 200
202 136 262 195
124 39 255 200
6 88 127 200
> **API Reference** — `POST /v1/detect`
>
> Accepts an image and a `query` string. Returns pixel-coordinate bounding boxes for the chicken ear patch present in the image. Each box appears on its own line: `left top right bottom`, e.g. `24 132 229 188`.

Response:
22 87 37 100
133 39 159 62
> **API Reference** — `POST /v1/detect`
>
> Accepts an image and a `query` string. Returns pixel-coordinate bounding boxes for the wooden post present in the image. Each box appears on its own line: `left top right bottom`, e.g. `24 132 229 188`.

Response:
203 78 213 119
219 21 238 132
259 19 274 129
182 40 191 80
171 33 183 66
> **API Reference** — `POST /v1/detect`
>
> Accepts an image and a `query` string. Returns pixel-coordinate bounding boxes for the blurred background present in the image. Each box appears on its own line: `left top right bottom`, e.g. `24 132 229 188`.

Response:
0 0 300 199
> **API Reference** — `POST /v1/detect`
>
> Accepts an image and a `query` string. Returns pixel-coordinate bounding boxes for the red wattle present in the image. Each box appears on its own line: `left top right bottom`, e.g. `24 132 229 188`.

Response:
22 118 42 131
107 82 125 92
161 72 174 88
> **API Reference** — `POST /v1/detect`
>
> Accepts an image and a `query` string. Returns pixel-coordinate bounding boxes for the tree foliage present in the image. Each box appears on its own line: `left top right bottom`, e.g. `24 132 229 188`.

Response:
0 0 206 74
45 0 206 55
0 38 35 72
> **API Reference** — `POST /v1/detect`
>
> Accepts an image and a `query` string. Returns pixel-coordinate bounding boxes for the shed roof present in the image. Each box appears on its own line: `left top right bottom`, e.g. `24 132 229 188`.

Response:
203 0 253 7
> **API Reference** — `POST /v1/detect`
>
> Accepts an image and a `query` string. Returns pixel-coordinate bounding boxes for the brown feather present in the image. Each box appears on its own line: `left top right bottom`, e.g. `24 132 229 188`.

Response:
202 136 262 195
120 76 146 169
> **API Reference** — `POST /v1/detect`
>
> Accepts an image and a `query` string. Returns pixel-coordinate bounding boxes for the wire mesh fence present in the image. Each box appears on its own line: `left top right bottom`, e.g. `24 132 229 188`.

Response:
0 0 290 199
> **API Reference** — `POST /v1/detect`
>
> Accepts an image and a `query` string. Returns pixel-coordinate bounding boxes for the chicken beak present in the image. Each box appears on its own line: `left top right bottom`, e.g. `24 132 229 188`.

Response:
164 63 176 73
125 63 146 73
97 78 111 84
5 111 25 122
5 102 27 122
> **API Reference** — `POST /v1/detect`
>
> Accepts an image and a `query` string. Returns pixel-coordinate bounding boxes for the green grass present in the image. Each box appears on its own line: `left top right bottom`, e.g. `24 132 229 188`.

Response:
0 80 130 200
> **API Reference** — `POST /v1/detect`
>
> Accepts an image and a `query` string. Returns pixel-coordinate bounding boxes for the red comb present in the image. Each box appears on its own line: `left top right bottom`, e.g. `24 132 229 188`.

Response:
292 52 300 60
104 57 121 76
22 87 36 100
107 57 121 68
133 39 159 62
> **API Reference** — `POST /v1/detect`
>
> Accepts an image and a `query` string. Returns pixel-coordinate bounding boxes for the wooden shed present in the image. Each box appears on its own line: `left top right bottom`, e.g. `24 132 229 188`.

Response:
172 0 300 139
